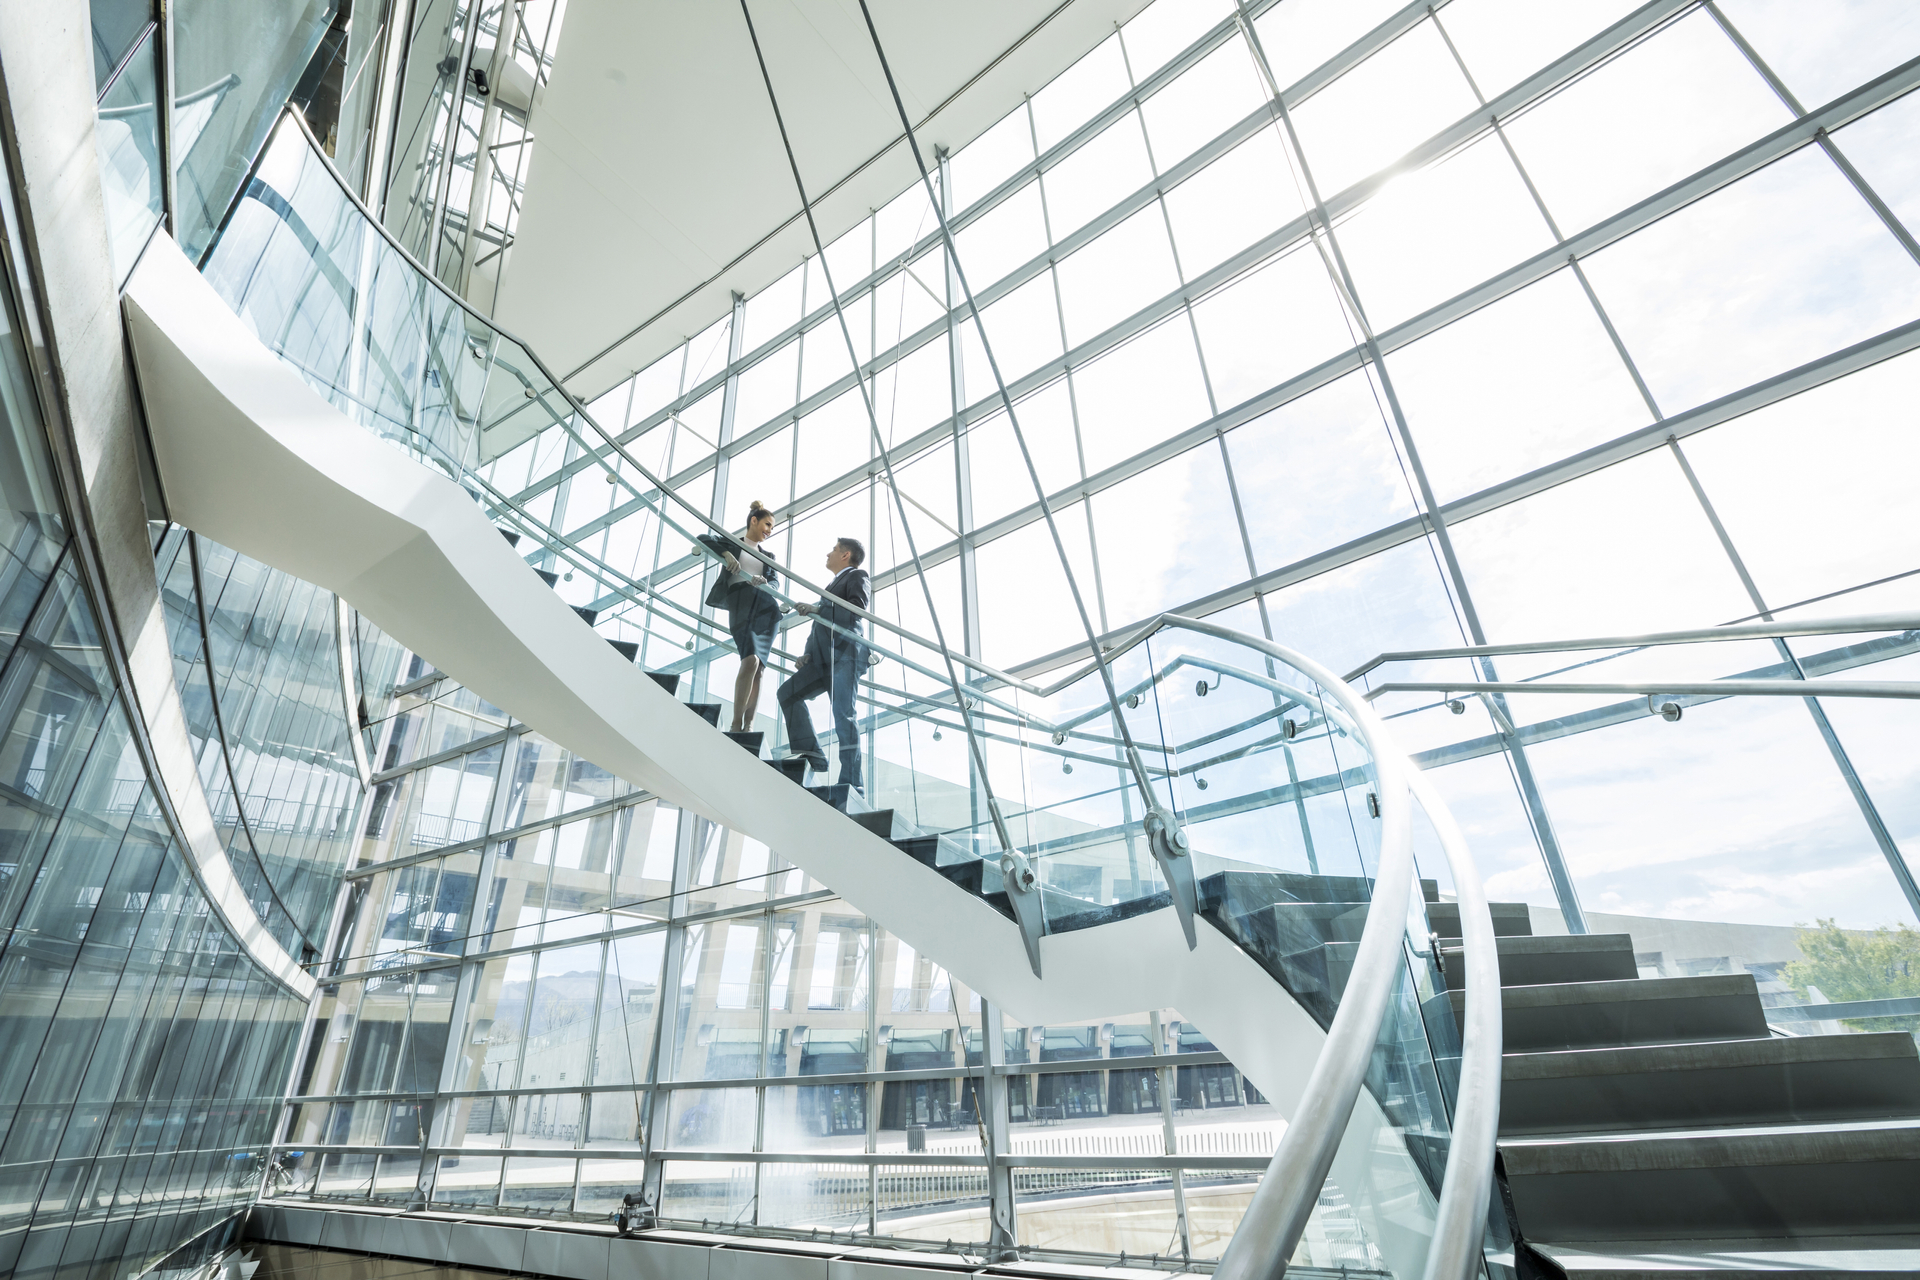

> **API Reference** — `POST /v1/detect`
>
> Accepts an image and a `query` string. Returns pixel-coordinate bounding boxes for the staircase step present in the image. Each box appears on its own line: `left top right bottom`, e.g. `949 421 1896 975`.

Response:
1501 1121 1920 1242
1199 868 1379 910
1048 890 1173 934
980 889 1017 922
892 835 940 868
1441 933 1638 989
607 639 639 662
1421 877 1439 904
723 731 764 757
807 783 867 813
1502 1032 1920 1137
534 568 559 587
770 756 809 784
500 529 521 547
1541 1238 1920 1278
573 604 600 625
1454 973 1769 1053
645 670 682 695
1428 899 1533 940
688 702 721 727
849 809 902 839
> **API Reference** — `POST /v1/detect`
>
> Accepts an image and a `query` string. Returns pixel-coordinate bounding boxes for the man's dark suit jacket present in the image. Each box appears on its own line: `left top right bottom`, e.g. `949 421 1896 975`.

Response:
800 567 870 668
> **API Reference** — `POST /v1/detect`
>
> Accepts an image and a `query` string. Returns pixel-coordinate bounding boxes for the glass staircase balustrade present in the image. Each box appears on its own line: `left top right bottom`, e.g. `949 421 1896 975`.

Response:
191 108 1501 1280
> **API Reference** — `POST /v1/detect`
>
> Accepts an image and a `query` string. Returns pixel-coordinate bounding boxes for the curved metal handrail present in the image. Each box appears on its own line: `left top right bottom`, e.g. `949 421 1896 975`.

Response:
240 111 1500 1272
1149 615 1496 1280
271 106 1043 699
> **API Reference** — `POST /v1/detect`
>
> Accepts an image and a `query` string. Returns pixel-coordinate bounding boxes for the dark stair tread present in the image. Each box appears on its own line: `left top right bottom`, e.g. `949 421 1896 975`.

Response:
607 639 639 662
687 702 722 727
806 783 866 813
1428 899 1534 940
1199 868 1378 909
645 670 682 695
1441 932 1639 989
723 731 764 756
1049 890 1172 934
848 809 900 838
500 529 522 547
1500 1123 1920 1241
892 835 941 867
1502 1032 1920 1136
572 604 599 625
534 568 559 587
1458 973 1771 1052
1421 877 1439 904
770 757 810 784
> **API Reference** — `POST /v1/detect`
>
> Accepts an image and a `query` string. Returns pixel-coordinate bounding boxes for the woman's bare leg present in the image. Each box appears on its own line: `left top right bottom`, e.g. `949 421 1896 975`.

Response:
732 656 760 732
743 660 766 728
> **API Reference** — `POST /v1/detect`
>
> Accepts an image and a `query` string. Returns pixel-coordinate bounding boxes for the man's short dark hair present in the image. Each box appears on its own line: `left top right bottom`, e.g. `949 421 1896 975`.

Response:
836 537 866 567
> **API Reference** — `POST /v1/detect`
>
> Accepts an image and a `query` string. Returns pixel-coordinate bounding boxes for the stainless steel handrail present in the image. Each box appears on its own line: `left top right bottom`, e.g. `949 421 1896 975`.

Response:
248 113 1500 1271
1344 614 1920 682
1156 616 1495 1280
272 107 1042 698
1365 677 1920 701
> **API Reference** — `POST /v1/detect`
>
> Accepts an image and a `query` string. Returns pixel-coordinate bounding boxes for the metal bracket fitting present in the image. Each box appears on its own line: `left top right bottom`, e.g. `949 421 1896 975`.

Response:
1143 806 1199 949
998 850 1047 977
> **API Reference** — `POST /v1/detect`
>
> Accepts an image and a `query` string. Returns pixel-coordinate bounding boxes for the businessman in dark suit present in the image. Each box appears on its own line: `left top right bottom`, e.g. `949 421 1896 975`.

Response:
777 537 870 786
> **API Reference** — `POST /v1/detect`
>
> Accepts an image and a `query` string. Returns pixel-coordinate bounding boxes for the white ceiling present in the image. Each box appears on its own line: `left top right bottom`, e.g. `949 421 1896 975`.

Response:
493 0 1151 409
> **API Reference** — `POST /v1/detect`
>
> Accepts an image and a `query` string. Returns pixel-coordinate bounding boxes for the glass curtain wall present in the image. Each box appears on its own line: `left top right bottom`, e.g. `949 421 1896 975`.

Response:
490 0 1920 987
0 174 315 1280
151 531 368 962
272 652 1377 1267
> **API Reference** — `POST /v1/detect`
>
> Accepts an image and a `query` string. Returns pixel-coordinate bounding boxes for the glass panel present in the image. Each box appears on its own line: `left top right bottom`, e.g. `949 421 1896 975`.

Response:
172 0 335 259
1681 350 1920 610
664 1088 756 1152
1138 35 1267 173
521 944 603 1092
595 931 666 1086
1030 34 1128 152
1436 0 1643 100
1068 319 1211 475
1163 131 1311 280
501 1154 576 1211
1384 268 1651 503
1041 114 1154 242
670 921 768 1080
1830 91 1920 245
757 1161 871 1230
874 1163 991 1244
1012 1167 1180 1252
1716 0 1920 108
1502 10 1792 236
95 27 162 286
1335 133 1556 333
1052 206 1182 348
1287 21 1480 198
658 1159 753 1223
1252 0 1405 93
1223 371 1424 576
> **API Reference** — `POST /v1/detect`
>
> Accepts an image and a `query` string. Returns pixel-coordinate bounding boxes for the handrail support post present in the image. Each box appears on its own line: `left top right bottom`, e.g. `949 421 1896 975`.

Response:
1143 806 1199 949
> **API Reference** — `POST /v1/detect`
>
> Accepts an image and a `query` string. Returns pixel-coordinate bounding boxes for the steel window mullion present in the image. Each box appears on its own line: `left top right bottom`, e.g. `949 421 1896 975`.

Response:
539 0 1710 563
865 60 1920 610
519 0 1685 517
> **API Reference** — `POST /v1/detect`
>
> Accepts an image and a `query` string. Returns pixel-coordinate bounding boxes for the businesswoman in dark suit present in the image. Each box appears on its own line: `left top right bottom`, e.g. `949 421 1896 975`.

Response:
719 500 780 733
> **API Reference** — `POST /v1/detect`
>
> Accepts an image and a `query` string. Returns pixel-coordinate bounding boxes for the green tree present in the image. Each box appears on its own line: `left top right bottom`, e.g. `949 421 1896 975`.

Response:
1787 918 1920 1034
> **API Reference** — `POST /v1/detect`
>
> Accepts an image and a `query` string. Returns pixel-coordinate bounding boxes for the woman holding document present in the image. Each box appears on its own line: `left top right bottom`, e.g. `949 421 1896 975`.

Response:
700 500 780 733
